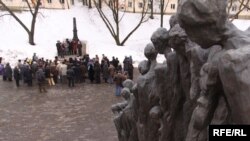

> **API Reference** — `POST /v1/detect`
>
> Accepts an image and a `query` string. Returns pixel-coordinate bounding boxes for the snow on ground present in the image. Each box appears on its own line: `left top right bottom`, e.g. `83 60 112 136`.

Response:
0 2 250 68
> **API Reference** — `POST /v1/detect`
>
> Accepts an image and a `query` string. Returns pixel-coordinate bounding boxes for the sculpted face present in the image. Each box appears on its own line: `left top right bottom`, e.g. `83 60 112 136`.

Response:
151 28 169 54
168 24 187 52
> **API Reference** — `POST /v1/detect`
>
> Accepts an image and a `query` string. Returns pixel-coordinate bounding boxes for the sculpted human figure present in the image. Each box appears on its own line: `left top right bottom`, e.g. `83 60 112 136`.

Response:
150 14 209 141
178 0 250 124
111 79 138 141
136 43 160 141
178 0 250 140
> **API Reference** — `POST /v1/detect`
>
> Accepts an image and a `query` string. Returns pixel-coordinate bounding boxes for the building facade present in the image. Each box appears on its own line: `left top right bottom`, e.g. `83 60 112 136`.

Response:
228 0 250 19
121 0 250 19
1 0 250 19
122 0 178 14
0 0 72 10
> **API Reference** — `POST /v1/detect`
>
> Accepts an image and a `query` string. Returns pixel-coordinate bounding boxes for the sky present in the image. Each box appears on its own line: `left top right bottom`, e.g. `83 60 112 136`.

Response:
0 2 250 68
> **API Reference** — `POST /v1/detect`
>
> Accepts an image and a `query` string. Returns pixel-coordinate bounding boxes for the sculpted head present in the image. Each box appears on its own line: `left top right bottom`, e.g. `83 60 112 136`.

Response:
151 28 170 54
169 14 178 28
144 43 158 61
138 60 150 75
168 24 188 52
123 79 135 92
177 0 228 48
121 88 131 100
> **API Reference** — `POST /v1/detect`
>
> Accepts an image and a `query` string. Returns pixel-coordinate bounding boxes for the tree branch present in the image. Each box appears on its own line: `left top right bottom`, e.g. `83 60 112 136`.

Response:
0 0 30 34
25 0 35 16
230 0 249 21
0 13 12 18
94 0 116 36
120 0 148 45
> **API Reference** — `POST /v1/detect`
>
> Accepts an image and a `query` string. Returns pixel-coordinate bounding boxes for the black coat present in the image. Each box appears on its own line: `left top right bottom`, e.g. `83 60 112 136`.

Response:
66 68 75 79
14 67 21 80
4 64 12 79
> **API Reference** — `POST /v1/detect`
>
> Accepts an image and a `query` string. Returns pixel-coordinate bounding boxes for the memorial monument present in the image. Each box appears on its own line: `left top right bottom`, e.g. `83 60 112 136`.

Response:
112 0 250 141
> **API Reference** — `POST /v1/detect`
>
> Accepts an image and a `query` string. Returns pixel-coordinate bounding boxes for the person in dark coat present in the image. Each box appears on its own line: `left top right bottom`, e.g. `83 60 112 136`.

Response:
13 66 21 87
36 67 47 93
128 63 134 80
102 61 109 83
24 66 33 86
79 63 86 83
66 39 72 55
0 63 4 76
45 65 54 86
77 41 83 56
94 61 101 84
56 40 61 57
66 65 75 87
73 64 80 83
4 63 12 81
50 63 58 84
88 60 95 83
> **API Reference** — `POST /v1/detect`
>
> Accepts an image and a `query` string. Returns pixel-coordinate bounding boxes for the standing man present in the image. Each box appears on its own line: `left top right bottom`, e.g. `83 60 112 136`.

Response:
13 66 21 87
56 40 61 57
67 65 75 87
36 67 47 93
77 41 83 56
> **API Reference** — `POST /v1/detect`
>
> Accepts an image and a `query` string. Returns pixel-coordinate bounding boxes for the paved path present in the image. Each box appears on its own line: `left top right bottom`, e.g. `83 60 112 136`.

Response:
0 79 124 141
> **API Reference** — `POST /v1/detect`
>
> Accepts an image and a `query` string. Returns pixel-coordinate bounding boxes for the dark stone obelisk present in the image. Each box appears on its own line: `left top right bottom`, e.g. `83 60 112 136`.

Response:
73 17 79 41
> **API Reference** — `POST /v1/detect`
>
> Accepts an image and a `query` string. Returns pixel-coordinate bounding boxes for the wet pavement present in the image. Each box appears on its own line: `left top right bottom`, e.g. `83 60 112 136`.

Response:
0 79 124 141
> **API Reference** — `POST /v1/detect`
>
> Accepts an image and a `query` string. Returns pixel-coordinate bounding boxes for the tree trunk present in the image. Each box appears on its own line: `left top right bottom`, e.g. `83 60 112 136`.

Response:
98 0 102 9
160 13 163 27
114 36 121 46
133 0 135 13
29 14 37 45
160 0 164 27
29 32 35 45
150 0 154 19
89 0 92 8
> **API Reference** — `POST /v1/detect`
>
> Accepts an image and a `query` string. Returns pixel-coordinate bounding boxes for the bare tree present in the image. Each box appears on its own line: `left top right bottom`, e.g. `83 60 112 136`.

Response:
94 0 148 46
0 0 41 45
160 0 169 27
227 0 250 21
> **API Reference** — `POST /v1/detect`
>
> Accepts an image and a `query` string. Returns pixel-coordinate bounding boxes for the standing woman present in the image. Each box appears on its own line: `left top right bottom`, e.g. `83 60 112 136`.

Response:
5 63 13 81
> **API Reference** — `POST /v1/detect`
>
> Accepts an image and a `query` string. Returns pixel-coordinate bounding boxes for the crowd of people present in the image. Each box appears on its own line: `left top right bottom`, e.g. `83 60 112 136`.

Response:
0 54 134 96
56 38 83 58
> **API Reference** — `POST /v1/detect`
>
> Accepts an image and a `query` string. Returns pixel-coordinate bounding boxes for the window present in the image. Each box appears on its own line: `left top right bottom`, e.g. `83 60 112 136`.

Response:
232 5 237 11
148 3 151 9
138 2 143 8
47 0 52 3
60 0 65 4
128 2 132 7
170 4 175 9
